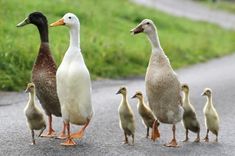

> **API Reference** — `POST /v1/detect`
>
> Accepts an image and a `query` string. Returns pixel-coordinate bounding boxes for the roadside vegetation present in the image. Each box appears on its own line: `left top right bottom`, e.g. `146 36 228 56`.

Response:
1 0 235 91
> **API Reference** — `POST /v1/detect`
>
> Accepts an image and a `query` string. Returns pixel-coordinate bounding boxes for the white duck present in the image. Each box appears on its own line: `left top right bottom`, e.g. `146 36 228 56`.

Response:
50 13 93 146
202 88 220 142
131 19 183 147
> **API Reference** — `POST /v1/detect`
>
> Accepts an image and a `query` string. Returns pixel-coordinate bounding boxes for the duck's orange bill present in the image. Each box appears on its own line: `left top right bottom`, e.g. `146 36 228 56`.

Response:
50 19 65 27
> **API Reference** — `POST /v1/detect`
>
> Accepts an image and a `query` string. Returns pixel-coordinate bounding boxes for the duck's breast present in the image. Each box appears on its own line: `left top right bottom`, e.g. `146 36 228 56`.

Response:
57 52 93 125
146 66 183 124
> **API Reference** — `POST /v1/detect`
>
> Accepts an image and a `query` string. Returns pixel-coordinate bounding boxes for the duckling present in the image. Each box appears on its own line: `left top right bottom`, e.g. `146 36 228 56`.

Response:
132 91 160 141
202 88 220 142
116 87 135 145
24 83 46 145
181 84 200 142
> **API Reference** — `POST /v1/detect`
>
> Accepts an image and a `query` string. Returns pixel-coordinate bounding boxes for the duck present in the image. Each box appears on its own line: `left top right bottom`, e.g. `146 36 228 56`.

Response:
50 13 93 146
116 87 135 145
181 84 200 142
24 83 46 145
132 91 160 141
17 12 66 138
131 19 184 147
202 88 220 142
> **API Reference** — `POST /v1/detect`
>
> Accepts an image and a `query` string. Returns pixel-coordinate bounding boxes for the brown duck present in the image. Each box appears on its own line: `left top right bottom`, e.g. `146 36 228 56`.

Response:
17 12 65 138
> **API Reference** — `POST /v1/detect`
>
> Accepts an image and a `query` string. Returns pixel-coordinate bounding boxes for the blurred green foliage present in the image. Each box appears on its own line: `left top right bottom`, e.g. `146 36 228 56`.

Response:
0 0 235 91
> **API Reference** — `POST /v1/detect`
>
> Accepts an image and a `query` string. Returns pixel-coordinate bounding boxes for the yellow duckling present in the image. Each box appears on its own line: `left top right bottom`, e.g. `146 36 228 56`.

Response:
202 88 220 142
24 83 46 145
181 84 200 142
132 91 160 141
116 87 135 145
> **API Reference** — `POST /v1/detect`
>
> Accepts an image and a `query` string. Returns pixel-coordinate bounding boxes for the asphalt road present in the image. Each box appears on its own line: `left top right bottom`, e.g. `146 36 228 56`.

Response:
1 53 235 156
132 0 235 29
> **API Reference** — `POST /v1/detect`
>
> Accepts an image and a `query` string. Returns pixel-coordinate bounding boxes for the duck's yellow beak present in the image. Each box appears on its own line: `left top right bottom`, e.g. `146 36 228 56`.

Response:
50 18 65 27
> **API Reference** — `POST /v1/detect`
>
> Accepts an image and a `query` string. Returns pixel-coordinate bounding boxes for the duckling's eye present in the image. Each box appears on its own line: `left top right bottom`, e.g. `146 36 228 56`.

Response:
146 22 150 25
68 16 71 19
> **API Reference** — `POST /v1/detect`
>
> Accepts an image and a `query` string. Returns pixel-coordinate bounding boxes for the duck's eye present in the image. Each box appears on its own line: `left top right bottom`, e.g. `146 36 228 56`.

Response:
68 16 71 19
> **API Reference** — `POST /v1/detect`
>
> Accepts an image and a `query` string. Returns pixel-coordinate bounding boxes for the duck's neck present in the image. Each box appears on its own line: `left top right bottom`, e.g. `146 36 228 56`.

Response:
36 22 49 43
183 92 190 106
69 25 80 48
121 94 128 105
206 95 213 108
146 30 162 52
28 91 36 107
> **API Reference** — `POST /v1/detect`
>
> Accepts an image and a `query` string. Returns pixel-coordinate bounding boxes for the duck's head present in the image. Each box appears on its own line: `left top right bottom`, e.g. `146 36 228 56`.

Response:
130 19 156 35
25 83 35 93
116 87 127 95
181 84 189 93
50 13 80 28
131 91 143 100
17 12 47 27
201 88 212 97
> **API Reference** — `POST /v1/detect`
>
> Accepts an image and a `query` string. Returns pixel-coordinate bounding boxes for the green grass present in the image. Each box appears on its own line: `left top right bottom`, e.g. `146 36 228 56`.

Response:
1 0 235 91
201 0 235 13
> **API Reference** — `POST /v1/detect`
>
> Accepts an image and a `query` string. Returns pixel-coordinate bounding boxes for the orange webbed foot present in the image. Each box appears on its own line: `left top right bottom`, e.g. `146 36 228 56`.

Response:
151 120 160 142
61 138 76 146
70 129 84 139
57 132 67 140
164 139 180 148
41 129 57 138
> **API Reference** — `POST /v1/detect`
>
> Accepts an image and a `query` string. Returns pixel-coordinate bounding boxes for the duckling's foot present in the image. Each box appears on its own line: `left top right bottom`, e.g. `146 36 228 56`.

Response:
164 139 179 148
61 138 76 146
182 138 189 142
203 137 209 142
194 137 200 143
30 141 36 145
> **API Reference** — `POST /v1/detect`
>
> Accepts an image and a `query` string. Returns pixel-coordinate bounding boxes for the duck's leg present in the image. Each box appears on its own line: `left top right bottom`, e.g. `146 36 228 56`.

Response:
204 129 209 142
41 115 56 137
132 134 135 145
146 127 149 138
123 132 128 144
31 130 35 145
214 131 218 142
194 131 200 142
61 122 76 146
164 124 179 147
57 121 67 139
38 126 46 137
151 120 160 141
71 119 90 139
182 129 189 142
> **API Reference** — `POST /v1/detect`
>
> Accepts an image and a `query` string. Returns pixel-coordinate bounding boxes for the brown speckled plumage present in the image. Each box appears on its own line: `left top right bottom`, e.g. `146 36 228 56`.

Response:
32 42 61 117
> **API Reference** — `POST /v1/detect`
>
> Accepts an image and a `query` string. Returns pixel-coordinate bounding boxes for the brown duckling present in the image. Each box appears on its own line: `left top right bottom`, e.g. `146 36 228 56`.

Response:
132 91 160 141
24 83 46 145
116 87 136 145
181 84 200 142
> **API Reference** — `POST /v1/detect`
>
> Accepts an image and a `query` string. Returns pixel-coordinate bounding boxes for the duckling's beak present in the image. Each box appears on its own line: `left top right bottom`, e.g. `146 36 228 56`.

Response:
131 94 137 99
130 24 144 35
201 92 206 96
50 18 65 27
25 88 29 93
116 90 121 95
16 17 30 27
